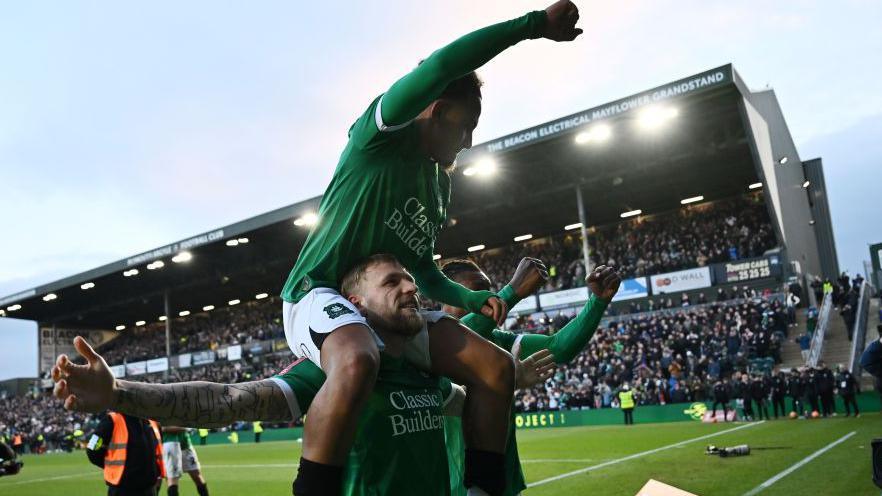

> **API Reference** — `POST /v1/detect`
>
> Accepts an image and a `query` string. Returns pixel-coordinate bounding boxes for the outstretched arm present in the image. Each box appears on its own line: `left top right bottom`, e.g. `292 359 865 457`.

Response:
379 1 582 127
52 337 294 427
112 379 293 428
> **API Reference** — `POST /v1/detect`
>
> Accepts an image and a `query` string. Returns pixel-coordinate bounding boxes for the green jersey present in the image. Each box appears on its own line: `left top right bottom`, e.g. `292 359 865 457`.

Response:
160 430 192 450
280 10 548 314
272 355 454 496
448 288 609 496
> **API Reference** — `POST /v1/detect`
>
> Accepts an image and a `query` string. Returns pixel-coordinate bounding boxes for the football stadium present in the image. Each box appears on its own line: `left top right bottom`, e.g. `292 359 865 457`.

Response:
2 4 882 496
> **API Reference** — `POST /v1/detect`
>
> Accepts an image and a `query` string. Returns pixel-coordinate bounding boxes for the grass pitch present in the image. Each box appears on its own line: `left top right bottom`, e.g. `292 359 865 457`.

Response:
2 414 877 495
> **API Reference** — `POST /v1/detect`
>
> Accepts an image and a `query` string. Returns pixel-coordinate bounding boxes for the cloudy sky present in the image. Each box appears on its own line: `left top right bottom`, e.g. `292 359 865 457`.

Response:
2 1 881 380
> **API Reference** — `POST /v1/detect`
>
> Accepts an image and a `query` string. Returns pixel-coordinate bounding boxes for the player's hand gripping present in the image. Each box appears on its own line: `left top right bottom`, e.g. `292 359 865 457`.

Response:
52 336 116 413
481 295 509 327
512 339 556 389
586 265 622 302
508 257 550 299
542 0 583 42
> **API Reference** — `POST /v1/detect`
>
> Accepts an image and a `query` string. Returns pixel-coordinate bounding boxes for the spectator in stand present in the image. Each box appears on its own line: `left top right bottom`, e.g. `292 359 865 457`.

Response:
787 369 805 417
816 362 835 417
770 370 787 419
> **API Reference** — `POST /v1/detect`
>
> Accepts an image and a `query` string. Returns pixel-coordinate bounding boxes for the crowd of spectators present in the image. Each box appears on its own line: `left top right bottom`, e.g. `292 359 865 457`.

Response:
2 351 297 455
514 293 791 413
94 297 284 366
469 193 776 293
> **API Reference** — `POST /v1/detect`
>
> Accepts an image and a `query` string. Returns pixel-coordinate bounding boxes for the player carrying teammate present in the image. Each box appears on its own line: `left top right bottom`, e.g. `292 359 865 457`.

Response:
279 2 582 494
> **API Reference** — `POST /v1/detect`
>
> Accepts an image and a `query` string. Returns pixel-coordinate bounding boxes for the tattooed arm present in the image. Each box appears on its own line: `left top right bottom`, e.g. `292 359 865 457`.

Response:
52 336 294 426
112 379 293 428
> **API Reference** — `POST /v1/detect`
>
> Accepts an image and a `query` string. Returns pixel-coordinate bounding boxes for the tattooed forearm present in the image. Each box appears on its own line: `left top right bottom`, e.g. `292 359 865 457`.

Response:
112 379 294 427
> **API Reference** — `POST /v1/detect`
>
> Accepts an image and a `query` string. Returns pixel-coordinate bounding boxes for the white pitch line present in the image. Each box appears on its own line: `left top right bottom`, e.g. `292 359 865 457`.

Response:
2 471 93 486
528 421 765 488
521 459 597 464
741 431 856 496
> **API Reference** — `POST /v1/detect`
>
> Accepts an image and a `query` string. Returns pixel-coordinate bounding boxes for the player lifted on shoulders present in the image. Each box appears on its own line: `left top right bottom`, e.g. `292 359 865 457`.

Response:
279 1 582 494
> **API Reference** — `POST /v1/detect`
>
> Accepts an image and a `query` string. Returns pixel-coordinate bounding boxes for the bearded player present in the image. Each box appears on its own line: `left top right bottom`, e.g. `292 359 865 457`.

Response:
279 2 582 494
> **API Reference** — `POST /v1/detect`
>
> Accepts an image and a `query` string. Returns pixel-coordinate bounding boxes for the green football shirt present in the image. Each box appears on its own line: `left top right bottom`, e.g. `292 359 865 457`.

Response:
280 10 548 313
273 355 454 496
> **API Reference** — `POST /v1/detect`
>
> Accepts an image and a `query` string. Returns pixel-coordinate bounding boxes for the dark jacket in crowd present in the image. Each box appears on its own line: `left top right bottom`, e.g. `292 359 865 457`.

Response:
836 370 858 396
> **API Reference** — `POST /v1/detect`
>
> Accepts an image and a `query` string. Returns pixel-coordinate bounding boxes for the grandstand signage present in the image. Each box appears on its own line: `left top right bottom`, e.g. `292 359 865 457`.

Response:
192 350 216 366
178 353 192 368
650 267 712 295
39 327 114 373
612 277 650 301
539 287 590 309
110 364 126 378
227 344 242 361
714 256 781 284
468 66 732 157
126 361 147 375
126 229 225 266
509 296 538 314
146 357 169 373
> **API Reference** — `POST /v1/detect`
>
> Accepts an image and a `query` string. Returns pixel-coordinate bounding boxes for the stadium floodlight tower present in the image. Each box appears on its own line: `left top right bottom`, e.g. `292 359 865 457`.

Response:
0 64 838 383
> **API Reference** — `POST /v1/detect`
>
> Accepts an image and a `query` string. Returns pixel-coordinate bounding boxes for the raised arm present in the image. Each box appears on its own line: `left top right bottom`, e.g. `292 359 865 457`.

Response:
51 337 295 428
512 265 619 363
460 257 548 338
413 252 506 325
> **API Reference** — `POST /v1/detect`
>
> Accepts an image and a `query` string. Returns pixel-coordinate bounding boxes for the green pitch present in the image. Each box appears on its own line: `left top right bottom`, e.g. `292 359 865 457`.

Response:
2 414 877 495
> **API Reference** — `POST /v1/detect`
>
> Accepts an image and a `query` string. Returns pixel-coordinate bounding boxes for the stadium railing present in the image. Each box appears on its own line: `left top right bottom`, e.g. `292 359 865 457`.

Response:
848 280 874 375
807 290 833 367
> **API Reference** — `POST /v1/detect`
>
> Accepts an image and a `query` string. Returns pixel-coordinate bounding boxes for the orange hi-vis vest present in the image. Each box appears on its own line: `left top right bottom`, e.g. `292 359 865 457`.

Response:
104 412 165 485
12 434 22 446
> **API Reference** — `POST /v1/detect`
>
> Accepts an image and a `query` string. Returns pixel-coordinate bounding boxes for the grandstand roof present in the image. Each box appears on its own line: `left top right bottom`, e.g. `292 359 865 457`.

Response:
1 64 770 329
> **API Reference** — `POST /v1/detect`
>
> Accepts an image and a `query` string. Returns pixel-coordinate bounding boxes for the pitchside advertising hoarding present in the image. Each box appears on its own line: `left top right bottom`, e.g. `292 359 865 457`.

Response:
714 255 782 284
650 267 712 294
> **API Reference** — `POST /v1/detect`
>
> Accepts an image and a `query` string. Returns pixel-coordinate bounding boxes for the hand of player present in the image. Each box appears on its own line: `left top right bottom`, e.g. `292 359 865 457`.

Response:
52 336 116 413
480 296 508 327
508 257 549 299
586 264 621 302
542 0 583 42
512 340 556 388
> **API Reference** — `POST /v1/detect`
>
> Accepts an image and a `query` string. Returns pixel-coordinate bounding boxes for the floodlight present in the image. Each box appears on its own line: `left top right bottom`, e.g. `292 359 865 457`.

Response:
802 180 810 188
637 105 678 129
203 305 215 311
463 158 497 178
228 299 241 306
179 310 190 317
432 254 442 261
564 223 583 231
748 182 763 190
226 239 239 247
159 316 167 322
123 269 139 277
115 325 125 331
8 304 22 311
135 320 146 326
172 251 192 263
779 156 789 164
575 123 611 144
467 244 485 252
147 261 165 270
43 293 58 302
237 237 249 244
514 234 533 242
81 282 95 290
255 293 268 300
680 195 704 205
294 212 319 227
620 209 642 218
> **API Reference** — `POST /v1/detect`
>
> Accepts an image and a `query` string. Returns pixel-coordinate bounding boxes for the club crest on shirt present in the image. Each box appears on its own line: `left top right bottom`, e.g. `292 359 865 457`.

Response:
324 303 354 319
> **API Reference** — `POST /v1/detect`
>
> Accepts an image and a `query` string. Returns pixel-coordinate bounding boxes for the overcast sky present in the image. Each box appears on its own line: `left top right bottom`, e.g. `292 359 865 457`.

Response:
2 1 881 380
